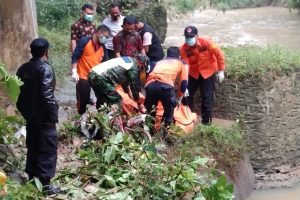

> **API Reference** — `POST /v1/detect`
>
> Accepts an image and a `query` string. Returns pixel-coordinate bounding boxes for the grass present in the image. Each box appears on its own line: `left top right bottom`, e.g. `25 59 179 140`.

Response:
223 45 300 78
178 124 246 169
38 27 70 87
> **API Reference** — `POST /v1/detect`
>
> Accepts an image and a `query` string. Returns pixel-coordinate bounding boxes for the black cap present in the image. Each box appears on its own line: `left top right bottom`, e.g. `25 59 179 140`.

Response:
30 38 49 51
184 26 198 37
167 46 180 58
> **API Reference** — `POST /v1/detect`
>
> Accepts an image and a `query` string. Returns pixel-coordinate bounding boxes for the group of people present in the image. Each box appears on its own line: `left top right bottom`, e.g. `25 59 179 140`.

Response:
15 2 225 195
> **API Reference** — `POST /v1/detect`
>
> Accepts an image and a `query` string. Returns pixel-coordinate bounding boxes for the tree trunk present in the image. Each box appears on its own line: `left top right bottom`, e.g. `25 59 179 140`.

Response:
0 0 37 107
0 0 37 71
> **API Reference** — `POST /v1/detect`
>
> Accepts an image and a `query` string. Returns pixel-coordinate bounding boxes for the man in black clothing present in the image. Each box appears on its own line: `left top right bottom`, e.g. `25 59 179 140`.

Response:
135 19 164 73
16 38 60 195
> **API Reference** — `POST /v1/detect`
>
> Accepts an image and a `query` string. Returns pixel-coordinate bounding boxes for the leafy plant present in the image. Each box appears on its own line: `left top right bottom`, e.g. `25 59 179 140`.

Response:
54 132 233 199
0 116 24 145
181 124 245 172
50 107 234 199
2 178 44 200
0 64 23 103
36 0 86 30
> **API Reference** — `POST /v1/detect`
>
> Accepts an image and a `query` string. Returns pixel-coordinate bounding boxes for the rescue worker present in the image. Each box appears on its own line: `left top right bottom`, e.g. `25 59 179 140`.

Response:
16 38 60 195
135 19 164 73
88 55 147 112
144 46 189 128
71 25 110 115
180 26 225 125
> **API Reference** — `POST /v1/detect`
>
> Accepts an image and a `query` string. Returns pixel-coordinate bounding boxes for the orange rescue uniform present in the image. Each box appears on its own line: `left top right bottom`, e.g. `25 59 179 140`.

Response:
180 36 224 79
76 40 105 80
145 58 189 96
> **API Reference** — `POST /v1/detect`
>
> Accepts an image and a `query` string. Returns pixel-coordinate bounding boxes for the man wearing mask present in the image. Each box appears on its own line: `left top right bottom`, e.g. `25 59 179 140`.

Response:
113 16 145 58
70 3 96 53
135 19 164 73
102 3 125 59
71 25 110 115
16 38 60 195
180 26 225 125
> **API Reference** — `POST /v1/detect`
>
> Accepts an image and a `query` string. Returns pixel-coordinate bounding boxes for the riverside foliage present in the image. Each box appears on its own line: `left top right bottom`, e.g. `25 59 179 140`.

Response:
2 107 235 200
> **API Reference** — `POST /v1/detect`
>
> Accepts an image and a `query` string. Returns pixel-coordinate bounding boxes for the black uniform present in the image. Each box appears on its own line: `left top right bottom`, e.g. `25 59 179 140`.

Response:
16 57 58 186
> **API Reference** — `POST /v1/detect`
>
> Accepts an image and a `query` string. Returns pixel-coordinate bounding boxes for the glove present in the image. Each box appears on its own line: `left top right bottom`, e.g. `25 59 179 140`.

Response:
71 68 79 83
138 103 146 114
217 71 225 83
184 89 189 97
175 97 183 107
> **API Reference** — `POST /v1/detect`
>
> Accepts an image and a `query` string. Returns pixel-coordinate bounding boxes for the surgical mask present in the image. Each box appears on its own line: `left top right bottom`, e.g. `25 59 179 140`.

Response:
84 14 93 22
185 37 196 46
111 15 120 21
99 35 108 44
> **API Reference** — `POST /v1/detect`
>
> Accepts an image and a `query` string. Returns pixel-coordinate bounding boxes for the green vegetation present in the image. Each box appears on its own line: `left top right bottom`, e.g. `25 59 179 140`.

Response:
0 64 23 103
164 0 205 14
288 0 300 12
36 0 85 30
1 107 236 199
36 0 86 85
223 45 300 78
180 124 245 172
38 27 70 85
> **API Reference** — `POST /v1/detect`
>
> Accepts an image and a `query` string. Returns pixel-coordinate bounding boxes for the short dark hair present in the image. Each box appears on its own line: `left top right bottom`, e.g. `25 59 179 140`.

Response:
96 24 111 34
167 46 180 58
82 3 93 11
30 38 49 58
109 2 121 10
123 16 138 25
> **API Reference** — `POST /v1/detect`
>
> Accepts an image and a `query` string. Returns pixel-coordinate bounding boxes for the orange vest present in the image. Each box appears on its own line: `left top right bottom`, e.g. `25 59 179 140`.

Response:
145 58 188 96
180 37 225 79
77 40 104 80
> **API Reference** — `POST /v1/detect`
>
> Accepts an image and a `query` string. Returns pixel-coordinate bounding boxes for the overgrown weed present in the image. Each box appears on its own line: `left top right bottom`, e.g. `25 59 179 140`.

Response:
224 45 300 78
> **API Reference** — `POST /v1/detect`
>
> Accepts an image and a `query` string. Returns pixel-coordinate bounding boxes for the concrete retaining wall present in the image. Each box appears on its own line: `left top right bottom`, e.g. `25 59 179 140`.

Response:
194 70 300 188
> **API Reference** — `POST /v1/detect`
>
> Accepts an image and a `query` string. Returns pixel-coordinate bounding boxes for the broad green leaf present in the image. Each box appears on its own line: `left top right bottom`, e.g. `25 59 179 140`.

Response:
121 152 133 162
34 177 43 192
159 184 172 194
169 180 176 189
192 156 209 166
114 132 123 144
104 145 118 164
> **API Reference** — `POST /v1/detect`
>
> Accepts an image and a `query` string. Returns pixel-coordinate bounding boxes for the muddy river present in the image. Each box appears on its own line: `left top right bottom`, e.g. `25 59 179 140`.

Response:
165 6 300 200
165 7 300 51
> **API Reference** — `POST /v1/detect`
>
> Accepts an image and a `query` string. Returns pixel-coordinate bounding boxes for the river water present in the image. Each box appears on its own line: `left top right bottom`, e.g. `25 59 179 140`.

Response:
165 6 300 200
165 7 300 51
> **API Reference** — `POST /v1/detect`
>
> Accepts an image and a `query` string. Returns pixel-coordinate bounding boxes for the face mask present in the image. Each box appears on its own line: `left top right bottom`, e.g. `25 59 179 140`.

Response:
185 37 196 46
111 15 120 21
99 35 108 44
84 14 93 22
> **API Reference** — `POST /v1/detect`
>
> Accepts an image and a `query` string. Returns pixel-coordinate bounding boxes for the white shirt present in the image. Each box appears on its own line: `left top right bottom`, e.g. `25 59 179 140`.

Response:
102 15 125 50
143 32 153 46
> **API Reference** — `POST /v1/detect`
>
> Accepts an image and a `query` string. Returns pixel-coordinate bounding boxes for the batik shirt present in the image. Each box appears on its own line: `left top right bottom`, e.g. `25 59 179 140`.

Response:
71 18 96 41
113 31 143 57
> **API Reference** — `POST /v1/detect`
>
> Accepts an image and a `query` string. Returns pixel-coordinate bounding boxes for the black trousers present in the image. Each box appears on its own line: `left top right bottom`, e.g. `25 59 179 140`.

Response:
25 124 57 186
145 81 176 125
107 49 115 60
185 74 215 124
76 79 91 115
